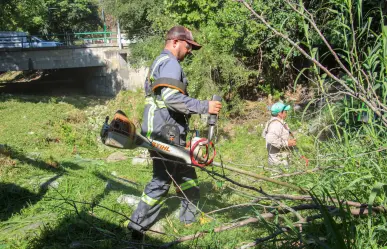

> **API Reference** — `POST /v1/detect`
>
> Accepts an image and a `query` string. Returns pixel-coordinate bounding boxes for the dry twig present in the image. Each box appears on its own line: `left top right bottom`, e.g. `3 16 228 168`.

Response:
161 203 376 248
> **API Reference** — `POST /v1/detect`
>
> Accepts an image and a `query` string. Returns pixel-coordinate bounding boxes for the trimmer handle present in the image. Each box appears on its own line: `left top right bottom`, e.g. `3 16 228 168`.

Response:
207 95 222 143
100 116 110 143
208 95 222 126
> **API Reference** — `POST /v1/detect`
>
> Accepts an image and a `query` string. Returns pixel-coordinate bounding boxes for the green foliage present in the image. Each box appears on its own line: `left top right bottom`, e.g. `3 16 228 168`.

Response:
308 189 357 249
107 0 303 108
2 0 387 247
45 0 102 33
297 0 387 133
128 36 164 68
102 0 162 39
0 0 101 34
257 83 284 100
1 91 387 248
0 0 46 33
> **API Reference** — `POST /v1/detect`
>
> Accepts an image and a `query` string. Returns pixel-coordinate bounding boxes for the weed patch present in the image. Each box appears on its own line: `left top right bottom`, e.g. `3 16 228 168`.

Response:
1 92 386 248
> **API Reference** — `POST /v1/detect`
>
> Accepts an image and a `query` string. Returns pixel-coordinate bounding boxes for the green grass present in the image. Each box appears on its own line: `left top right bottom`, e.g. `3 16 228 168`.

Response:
1 92 387 249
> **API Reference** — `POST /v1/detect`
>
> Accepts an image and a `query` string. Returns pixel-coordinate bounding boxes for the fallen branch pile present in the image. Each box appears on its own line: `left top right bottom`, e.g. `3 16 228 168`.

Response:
160 202 385 248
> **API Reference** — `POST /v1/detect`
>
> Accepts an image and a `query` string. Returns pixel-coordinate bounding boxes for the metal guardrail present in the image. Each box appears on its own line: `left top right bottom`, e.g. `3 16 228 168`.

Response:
0 32 125 49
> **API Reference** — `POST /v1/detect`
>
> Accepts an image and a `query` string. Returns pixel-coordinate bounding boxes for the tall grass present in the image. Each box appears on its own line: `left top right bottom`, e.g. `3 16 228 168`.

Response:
292 0 387 248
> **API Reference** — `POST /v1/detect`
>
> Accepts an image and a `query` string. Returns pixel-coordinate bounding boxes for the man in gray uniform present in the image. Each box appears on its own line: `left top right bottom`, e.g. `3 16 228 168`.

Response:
128 26 222 238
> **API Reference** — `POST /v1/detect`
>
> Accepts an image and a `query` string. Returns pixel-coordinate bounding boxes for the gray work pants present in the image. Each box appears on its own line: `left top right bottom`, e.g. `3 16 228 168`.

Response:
128 151 200 232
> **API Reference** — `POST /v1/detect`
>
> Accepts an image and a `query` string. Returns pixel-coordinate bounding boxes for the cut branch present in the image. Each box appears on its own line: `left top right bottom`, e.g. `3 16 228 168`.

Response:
252 194 386 213
239 227 290 249
269 166 335 179
161 203 377 248
212 161 306 193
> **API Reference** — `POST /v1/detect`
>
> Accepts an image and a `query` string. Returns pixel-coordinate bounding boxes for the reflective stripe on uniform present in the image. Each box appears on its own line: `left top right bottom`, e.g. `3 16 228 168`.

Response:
145 55 170 138
145 97 165 138
150 55 169 83
146 103 156 138
145 97 166 108
180 179 199 191
141 192 165 206
162 88 179 101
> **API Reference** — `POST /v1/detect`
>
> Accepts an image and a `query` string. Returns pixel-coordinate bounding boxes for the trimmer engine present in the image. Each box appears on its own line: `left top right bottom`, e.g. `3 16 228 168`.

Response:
100 110 137 149
100 107 221 167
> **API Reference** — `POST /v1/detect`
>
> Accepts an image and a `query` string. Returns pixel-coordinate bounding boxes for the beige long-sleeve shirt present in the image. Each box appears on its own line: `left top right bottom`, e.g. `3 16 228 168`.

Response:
262 117 291 166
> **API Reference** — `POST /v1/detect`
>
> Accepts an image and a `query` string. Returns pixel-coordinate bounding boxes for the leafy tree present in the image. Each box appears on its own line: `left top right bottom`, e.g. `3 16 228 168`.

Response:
45 0 102 34
101 0 162 39
0 0 45 33
0 0 18 30
0 0 101 35
106 0 387 116
122 0 302 105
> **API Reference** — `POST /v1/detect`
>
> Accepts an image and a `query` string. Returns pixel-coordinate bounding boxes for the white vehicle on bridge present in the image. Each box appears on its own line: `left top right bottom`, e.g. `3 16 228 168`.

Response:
118 33 137 45
27 36 63 48
0 31 62 48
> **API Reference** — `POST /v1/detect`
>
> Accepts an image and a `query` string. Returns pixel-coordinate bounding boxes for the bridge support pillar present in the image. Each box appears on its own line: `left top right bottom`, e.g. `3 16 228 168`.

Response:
84 67 112 96
84 51 147 96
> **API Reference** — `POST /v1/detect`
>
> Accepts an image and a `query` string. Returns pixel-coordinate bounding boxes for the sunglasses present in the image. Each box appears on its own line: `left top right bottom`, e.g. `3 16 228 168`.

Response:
180 40 192 53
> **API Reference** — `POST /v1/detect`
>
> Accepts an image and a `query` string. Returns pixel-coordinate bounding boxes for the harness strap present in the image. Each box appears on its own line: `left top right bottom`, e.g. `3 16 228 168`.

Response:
263 119 286 138
145 55 170 138
263 118 289 150
152 77 186 95
145 54 188 141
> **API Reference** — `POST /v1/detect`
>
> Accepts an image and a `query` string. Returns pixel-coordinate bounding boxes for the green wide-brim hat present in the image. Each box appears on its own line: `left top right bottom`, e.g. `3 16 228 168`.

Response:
271 102 291 115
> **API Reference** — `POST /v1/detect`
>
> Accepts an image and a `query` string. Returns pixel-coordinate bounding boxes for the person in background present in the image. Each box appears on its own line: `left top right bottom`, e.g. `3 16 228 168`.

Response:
262 101 296 168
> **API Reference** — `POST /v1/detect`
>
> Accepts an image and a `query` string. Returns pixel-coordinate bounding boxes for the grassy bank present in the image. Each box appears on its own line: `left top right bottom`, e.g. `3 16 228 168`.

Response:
0 91 386 249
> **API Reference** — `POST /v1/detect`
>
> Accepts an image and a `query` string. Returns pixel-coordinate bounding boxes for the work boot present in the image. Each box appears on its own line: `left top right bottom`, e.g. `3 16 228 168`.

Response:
125 220 145 241
130 229 144 241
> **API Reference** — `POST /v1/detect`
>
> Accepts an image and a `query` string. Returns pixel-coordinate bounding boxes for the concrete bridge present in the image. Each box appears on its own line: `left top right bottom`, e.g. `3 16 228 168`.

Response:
0 45 147 95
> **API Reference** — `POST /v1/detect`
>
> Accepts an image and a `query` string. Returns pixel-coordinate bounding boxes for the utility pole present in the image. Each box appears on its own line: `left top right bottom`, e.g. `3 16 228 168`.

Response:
117 19 122 49
99 0 107 44
114 0 122 49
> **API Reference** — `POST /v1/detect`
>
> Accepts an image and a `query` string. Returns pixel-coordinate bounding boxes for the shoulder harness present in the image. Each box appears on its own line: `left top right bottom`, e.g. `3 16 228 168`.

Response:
263 119 286 137
147 55 187 95
152 77 186 95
